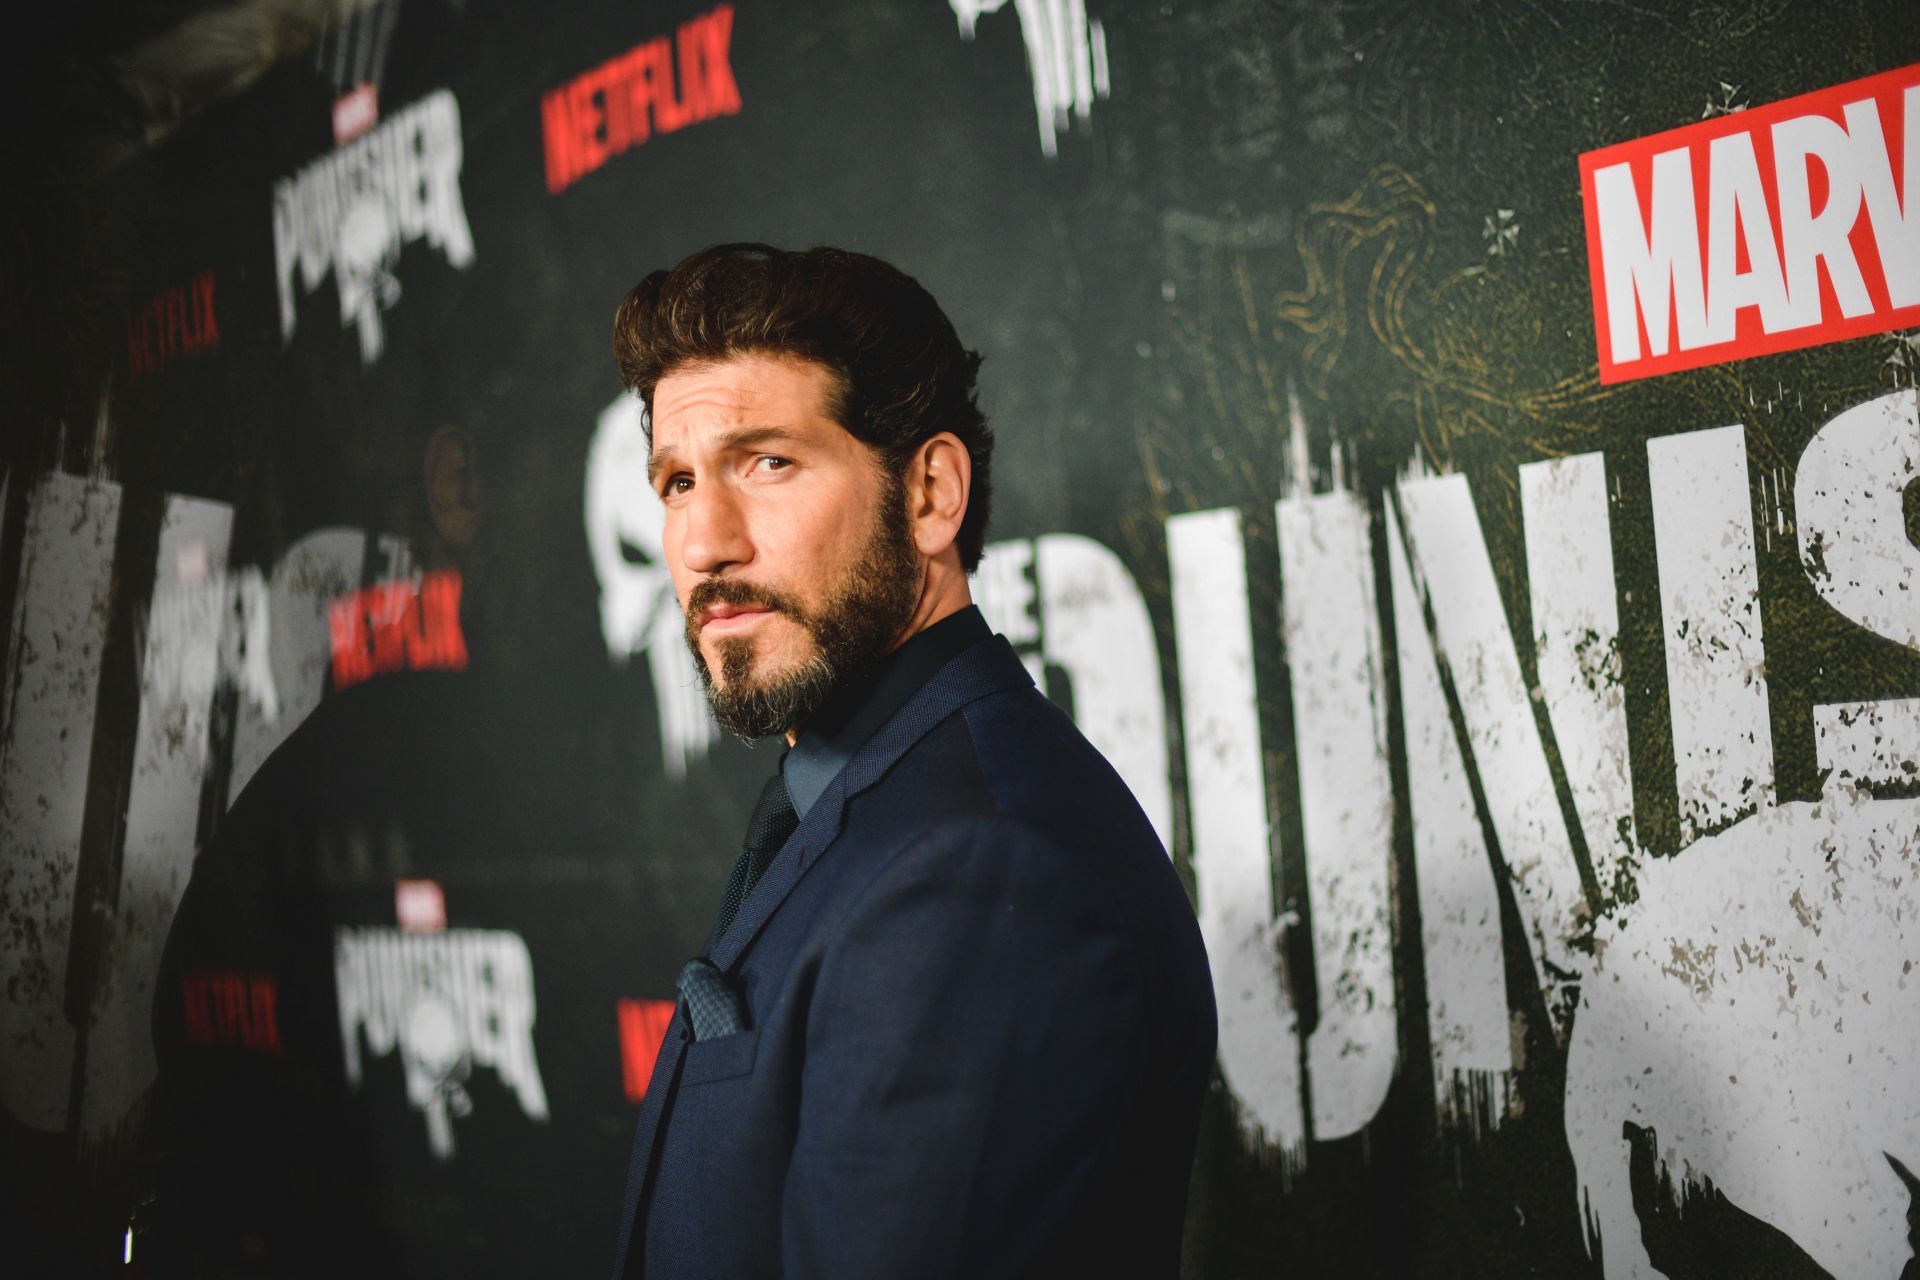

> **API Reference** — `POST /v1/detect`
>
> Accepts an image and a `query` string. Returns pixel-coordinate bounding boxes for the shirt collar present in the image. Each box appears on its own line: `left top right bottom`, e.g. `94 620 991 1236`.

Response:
781 605 992 820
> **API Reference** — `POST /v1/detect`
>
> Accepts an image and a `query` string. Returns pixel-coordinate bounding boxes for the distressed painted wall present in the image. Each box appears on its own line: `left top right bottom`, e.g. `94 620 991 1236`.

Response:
3 2 1917 1275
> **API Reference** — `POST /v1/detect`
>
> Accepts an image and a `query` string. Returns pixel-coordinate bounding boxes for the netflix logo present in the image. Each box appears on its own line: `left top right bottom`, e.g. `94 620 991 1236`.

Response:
617 998 675 1101
127 270 219 382
1580 63 1920 384
540 4 741 195
328 568 469 691
182 970 282 1054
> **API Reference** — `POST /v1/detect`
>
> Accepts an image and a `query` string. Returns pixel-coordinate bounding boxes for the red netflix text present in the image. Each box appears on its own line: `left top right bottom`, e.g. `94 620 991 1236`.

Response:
540 4 741 195
617 998 676 1100
1580 62 1920 384
328 568 469 691
127 270 219 382
182 970 282 1054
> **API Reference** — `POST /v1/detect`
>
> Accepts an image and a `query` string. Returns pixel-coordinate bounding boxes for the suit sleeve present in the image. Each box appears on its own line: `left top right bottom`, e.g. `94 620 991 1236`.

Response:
780 815 1148 1278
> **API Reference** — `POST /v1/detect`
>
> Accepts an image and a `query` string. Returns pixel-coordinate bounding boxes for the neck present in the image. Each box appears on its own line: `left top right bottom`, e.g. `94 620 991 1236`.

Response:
784 555 972 747
896 561 973 650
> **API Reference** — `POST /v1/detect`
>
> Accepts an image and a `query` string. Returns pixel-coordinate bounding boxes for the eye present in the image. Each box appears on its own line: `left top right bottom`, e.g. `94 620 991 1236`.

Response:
659 473 693 500
753 455 793 474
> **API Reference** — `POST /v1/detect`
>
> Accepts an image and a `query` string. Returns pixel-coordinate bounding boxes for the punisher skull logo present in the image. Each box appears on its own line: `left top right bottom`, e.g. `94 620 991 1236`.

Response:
402 995 473 1159
335 194 403 363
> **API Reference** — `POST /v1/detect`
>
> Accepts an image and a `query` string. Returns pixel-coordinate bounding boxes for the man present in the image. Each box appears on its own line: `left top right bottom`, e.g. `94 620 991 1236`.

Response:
610 243 1216 1278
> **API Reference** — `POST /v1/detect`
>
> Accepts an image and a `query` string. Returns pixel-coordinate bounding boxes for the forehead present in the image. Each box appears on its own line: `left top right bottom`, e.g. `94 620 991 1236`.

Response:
650 353 839 440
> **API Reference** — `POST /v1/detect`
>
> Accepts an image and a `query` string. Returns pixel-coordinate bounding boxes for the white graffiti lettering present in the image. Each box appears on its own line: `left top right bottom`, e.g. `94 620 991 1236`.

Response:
948 0 1111 158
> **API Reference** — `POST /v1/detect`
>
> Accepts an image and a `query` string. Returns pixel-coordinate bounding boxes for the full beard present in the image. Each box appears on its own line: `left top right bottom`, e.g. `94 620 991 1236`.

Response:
683 476 923 743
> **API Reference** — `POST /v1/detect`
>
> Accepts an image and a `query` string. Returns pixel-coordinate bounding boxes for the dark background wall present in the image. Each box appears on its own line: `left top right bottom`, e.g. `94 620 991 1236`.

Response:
3 2 1918 1276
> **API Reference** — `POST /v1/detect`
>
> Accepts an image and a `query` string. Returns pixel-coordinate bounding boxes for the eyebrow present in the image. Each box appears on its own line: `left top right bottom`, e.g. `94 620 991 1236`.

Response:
646 425 806 485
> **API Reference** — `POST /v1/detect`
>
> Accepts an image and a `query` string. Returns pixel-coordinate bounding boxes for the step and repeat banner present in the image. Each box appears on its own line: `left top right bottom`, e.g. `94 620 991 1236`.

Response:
3 1 1918 1275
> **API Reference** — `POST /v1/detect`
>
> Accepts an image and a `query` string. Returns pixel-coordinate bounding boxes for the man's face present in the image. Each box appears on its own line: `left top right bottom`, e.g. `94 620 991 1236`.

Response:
648 353 922 740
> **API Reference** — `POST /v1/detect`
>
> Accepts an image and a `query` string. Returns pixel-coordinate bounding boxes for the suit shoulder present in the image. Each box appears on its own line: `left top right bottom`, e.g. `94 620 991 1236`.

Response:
957 686 1166 859
835 692 1216 1053
837 692 1170 931
860 690 1148 838
839 710 1100 889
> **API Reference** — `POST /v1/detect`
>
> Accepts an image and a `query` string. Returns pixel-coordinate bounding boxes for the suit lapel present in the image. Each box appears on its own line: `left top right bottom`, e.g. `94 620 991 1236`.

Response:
710 772 849 969
709 635 1032 970
611 1003 688 1277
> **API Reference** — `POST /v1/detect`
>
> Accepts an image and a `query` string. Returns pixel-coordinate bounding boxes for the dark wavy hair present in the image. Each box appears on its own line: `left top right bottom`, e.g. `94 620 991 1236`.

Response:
611 243 994 571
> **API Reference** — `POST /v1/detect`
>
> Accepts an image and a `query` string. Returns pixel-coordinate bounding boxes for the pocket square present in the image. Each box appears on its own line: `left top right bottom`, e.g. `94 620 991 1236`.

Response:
677 956 749 1041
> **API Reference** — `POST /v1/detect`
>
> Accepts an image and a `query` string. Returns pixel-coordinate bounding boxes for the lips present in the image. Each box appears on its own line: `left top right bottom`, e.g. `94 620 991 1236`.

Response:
699 601 775 630
686 578 799 637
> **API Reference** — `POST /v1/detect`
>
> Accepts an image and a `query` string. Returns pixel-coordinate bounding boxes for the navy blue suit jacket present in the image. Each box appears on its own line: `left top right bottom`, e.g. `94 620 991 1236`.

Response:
613 633 1217 1277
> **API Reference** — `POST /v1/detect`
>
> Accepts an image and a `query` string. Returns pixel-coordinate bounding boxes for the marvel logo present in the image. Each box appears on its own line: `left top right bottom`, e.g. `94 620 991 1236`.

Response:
333 84 378 146
396 879 447 934
1580 63 1919 383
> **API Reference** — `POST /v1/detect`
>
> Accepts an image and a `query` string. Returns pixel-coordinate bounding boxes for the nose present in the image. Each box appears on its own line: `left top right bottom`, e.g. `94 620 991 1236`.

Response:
676 480 753 577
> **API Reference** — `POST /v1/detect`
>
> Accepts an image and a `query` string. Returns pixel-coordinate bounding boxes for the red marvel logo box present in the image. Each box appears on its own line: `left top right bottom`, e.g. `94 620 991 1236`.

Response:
1579 63 1919 383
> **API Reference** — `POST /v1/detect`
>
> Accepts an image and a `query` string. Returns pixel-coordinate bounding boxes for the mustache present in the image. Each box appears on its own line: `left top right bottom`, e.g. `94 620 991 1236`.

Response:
684 576 809 624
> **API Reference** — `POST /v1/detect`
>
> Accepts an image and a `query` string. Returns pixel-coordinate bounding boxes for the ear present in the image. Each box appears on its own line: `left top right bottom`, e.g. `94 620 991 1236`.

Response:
423 426 480 547
903 432 971 560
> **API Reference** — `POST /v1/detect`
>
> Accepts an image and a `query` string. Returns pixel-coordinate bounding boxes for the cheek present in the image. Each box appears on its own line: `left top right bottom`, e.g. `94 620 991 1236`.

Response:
788 481 882 571
663 524 696 604
739 507 814 584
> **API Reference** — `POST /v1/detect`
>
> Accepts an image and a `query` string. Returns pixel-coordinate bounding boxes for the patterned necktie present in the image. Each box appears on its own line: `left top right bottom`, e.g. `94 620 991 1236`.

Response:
710 769 799 944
